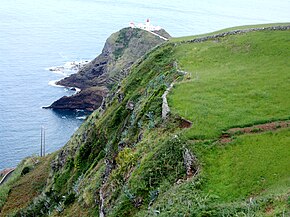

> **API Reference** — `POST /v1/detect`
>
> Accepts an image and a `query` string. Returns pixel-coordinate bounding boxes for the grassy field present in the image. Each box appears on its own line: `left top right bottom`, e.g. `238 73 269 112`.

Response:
161 26 290 215
203 128 290 202
169 29 290 139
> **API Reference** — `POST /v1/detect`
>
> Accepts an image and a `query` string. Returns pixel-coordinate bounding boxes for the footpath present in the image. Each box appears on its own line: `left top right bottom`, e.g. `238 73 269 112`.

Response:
0 168 15 185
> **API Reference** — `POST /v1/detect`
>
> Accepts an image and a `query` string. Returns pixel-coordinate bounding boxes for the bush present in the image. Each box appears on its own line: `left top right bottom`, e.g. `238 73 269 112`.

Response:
21 166 30 176
64 192 76 206
129 135 186 202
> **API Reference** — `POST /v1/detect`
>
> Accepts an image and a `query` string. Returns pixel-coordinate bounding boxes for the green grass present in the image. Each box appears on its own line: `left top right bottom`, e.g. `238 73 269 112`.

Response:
169 29 290 139
137 129 290 216
203 129 290 202
2 24 290 216
170 22 290 42
161 26 290 215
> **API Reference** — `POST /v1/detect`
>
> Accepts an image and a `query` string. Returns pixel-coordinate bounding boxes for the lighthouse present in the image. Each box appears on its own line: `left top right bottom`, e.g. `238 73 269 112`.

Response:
129 21 135 28
145 18 150 31
131 19 162 31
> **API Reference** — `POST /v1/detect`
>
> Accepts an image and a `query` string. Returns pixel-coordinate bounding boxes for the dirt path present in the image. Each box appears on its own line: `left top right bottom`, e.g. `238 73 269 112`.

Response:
220 120 290 143
0 168 15 185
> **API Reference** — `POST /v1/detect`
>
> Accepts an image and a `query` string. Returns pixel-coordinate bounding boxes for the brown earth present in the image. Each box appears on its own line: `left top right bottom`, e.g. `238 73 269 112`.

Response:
220 120 290 143
227 121 290 135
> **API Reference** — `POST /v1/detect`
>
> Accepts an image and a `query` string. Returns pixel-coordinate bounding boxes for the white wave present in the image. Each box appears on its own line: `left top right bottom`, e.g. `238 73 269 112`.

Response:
48 80 81 94
64 61 76 68
64 60 89 69
75 87 81 93
47 60 86 96
51 70 68 76
46 60 90 77
48 80 63 87
76 116 87 120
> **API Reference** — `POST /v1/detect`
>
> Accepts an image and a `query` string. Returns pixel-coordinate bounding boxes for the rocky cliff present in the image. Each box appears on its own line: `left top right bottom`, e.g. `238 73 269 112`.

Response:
48 28 170 110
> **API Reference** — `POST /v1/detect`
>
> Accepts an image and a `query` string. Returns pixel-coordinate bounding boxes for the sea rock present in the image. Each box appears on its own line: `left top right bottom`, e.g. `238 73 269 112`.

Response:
45 87 108 111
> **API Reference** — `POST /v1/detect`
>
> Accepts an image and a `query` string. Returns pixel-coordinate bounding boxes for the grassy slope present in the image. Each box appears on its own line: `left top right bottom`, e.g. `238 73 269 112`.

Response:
1 24 289 216
204 129 290 202
0 156 52 216
169 29 290 139
148 129 290 216
164 26 290 215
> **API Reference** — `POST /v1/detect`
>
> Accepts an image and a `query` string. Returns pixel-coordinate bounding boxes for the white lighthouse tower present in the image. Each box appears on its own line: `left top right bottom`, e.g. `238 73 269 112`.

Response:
145 18 150 31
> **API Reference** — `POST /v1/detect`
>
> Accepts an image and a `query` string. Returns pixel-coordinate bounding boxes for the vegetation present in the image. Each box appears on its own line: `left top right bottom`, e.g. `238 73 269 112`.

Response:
0 156 52 215
0 24 289 216
203 129 290 202
169 29 290 139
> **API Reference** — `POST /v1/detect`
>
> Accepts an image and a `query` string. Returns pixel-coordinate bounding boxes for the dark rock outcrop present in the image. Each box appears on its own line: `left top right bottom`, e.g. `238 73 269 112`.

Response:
45 87 108 111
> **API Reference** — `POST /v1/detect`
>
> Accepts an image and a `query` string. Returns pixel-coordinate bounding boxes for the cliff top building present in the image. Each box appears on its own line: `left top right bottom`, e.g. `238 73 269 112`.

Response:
129 19 162 31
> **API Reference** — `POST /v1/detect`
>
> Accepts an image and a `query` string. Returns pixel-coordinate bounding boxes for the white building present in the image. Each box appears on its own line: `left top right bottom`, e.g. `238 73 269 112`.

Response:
130 19 162 31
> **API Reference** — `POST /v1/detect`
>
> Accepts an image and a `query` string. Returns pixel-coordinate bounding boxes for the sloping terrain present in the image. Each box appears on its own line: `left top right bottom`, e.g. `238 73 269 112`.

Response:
0 23 289 217
169 26 290 139
48 27 170 110
57 28 169 89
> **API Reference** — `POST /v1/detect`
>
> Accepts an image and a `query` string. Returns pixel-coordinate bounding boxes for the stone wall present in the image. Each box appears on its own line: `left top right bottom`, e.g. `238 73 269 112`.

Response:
180 25 290 44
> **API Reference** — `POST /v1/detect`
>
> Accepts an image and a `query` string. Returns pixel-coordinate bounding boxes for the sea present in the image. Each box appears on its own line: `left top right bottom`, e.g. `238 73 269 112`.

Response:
0 0 289 170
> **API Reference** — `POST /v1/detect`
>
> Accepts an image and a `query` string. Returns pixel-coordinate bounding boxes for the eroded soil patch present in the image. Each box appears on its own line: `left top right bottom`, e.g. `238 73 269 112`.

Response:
220 120 290 143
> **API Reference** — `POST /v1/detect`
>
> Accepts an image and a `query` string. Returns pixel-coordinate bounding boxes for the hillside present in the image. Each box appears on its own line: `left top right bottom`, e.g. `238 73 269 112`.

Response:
0 23 289 216
47 28 170 111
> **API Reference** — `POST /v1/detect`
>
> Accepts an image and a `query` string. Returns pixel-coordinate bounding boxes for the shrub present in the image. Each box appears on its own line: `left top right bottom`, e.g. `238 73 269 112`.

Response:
21 166 30 176
64 192 76 206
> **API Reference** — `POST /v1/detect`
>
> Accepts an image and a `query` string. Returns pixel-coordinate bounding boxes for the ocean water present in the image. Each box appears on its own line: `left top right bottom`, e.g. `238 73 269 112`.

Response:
0 0 289 170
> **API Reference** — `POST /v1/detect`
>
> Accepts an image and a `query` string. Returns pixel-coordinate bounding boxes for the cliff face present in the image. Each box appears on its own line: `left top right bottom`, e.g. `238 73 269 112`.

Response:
48 28 169 111
57 28 170 89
